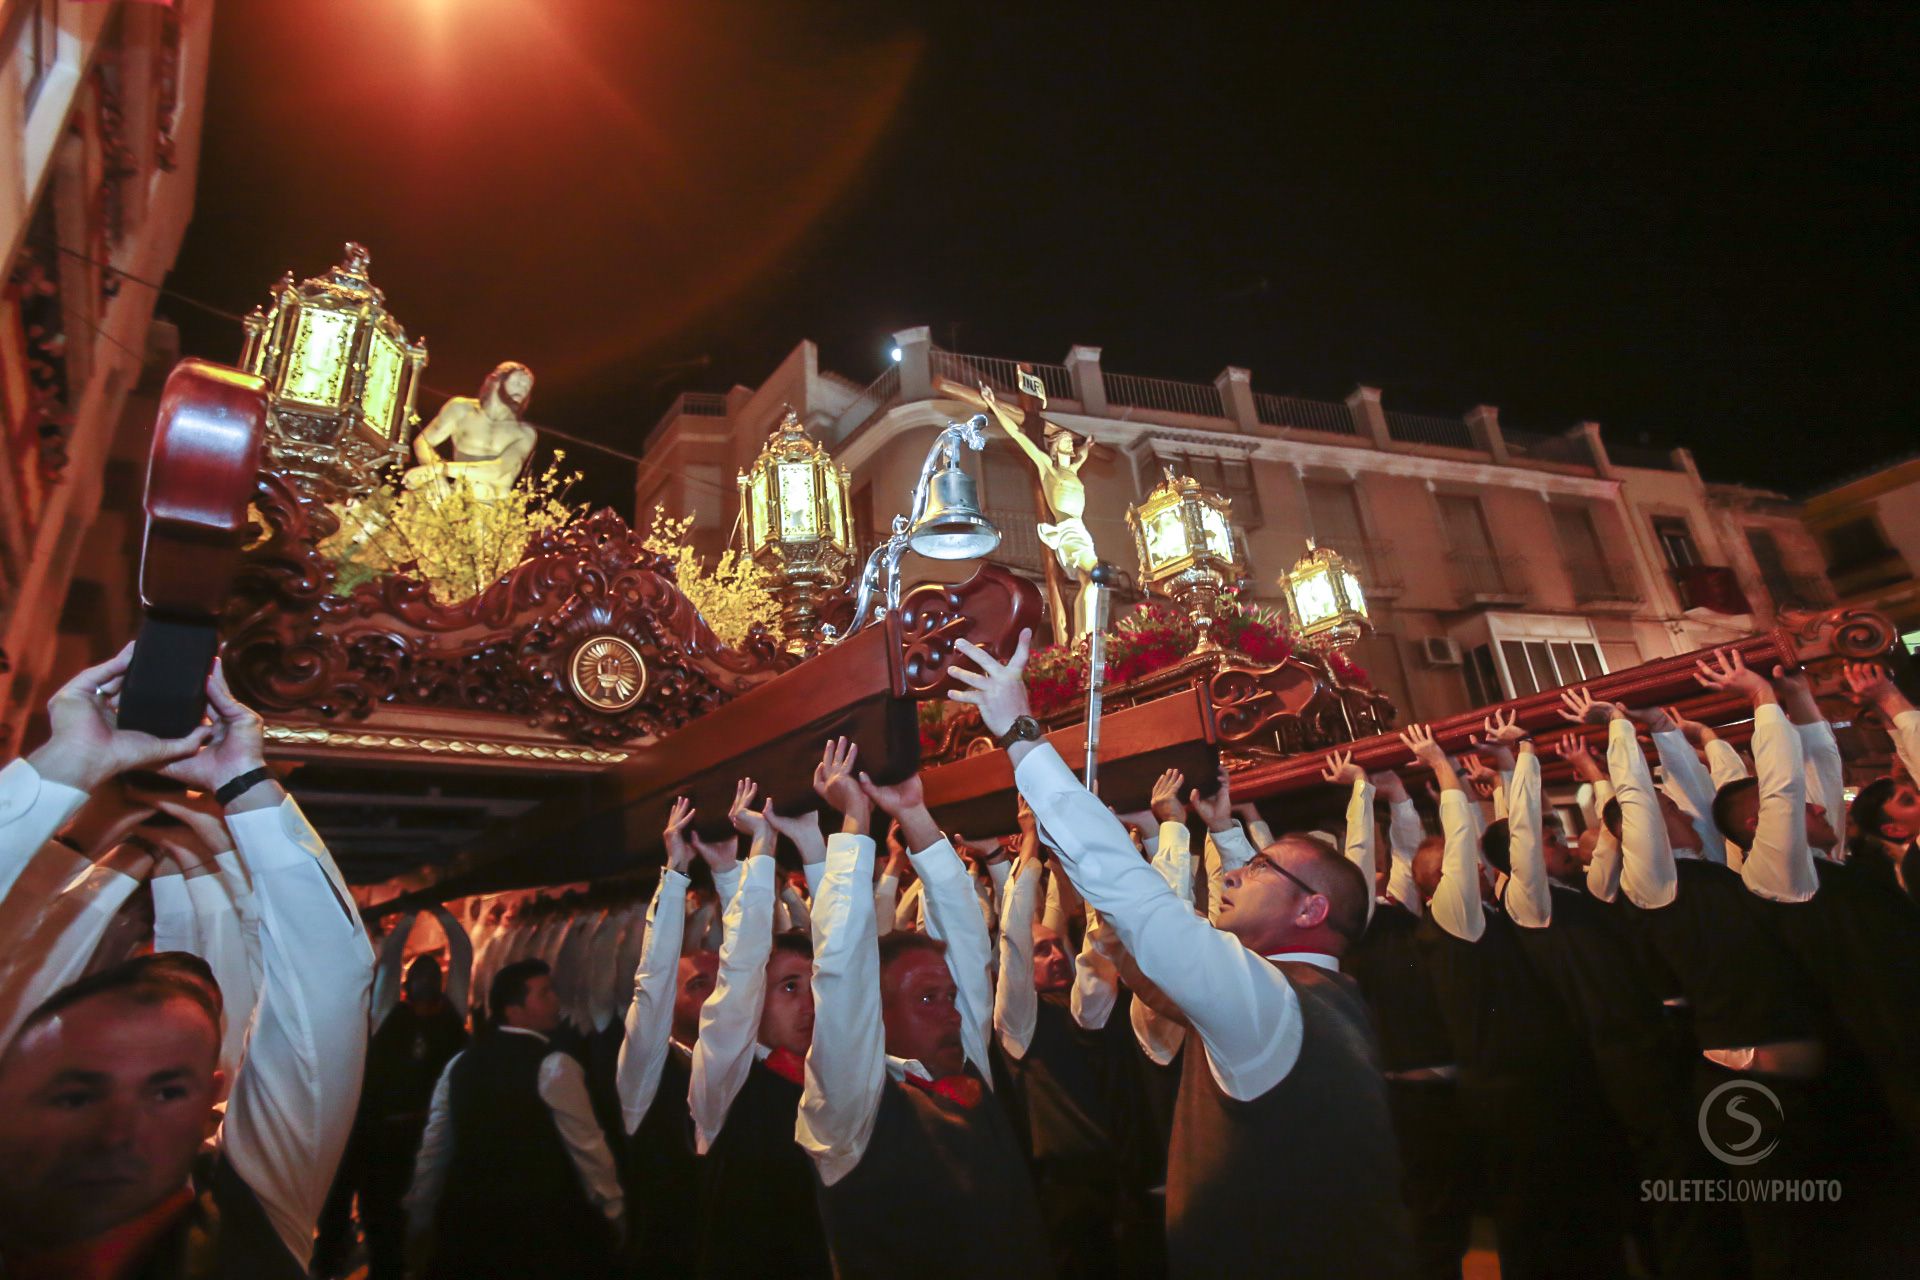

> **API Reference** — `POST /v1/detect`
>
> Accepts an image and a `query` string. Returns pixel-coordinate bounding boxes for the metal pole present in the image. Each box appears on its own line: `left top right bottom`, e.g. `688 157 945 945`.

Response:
1083 563 1113 788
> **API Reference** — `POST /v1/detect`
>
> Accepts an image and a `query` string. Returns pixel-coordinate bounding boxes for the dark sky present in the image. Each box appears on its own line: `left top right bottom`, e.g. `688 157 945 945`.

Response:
167 2 1917 513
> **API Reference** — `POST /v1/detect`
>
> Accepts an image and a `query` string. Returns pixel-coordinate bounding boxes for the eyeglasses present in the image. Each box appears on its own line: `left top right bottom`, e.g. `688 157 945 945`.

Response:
1242 853 1357 940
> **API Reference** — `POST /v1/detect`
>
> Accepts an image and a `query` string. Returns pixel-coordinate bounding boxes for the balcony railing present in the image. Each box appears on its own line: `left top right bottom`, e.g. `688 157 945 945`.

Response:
648 390 729 439
831 365 901 441
1503 428 1595 467
929 349 1074 402
1671 564 1753 615
1103 371 1226 419
1452 553 1529 601
1253 392 1358 436
1385 410 1475 450
1566 558 1644 606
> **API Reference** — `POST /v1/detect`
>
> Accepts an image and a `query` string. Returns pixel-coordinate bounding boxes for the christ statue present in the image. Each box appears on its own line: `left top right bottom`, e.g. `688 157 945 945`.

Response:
403 360 539 500
978 383 1101 637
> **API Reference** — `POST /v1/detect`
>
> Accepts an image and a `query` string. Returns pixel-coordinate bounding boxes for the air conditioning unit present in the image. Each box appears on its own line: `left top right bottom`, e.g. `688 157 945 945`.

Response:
1421 636 1463 666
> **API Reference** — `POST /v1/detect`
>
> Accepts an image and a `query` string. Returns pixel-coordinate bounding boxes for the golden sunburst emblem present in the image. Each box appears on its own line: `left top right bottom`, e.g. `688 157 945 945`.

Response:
569 636 647 712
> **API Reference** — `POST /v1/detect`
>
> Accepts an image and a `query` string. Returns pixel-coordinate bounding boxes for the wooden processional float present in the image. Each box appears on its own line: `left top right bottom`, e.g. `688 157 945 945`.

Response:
130 361 1906 901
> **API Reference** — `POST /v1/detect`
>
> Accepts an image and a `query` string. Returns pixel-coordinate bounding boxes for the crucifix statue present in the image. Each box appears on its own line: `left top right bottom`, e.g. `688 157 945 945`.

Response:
970 378 1100 641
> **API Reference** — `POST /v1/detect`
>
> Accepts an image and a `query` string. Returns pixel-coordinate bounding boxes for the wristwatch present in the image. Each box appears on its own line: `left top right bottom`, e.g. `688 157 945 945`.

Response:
992 715 1043 749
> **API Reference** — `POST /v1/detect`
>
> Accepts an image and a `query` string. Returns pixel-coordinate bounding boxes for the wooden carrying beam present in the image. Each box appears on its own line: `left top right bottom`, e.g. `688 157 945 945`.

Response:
385 567 1042 906
1228 606 1899 803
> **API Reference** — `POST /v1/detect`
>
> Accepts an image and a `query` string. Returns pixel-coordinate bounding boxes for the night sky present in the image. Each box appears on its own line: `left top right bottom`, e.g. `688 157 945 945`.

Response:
166 2 1917 514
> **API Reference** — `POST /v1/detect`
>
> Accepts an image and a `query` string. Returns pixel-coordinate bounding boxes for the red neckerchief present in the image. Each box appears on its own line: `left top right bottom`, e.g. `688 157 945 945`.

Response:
6 1185 195 1280
763 1046 805 1085
902 1069 983 1110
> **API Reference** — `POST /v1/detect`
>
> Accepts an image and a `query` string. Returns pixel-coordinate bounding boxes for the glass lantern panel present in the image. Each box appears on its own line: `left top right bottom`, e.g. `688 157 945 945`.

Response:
1144 506 1188 569
281 308 356 407
777 462 817 540
747 471 771 552
824 467 846 549
360 329 405 436
1199 506 1235 562
1293 570 1340 627
1341 570 1369 617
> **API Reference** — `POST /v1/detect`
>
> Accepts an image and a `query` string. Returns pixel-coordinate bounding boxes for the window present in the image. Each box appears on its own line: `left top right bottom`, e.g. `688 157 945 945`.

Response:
1552 505 1607 567
1821 516 1900 575
1437 494 1496 558
1464 643 1501 706
1305 480 1367 558
1499 638 1606 696
1155 450 1262 525
17 0 59 114
1463 614 1611 700
1653 516 1701 569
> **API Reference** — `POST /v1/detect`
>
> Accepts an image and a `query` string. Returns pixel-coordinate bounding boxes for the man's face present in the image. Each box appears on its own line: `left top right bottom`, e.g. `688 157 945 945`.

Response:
1882 780 1920 840
757 951 814 1056
0 995 224 1250
1218 839 1328 955
1032 926 1072 993
1659 793 1704 852
673 952 718 1045
881 950 964 1078
507 975 562 1035
1805 802 1837 852
404 961 443 1011
1543 826 1584 884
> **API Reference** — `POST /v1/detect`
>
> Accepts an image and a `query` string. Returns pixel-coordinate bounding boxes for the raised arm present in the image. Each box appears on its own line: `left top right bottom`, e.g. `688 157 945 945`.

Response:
862 770 995 1084
949 632 1306 1101
994 850 1044 1060
1845 662 1920 783
1194 771 1255 925
1320 751 1377 927
981 383 1052 471
1635 704 1724 863
177 663 374 1268
690 780 779 1153
1374 769 1424 917
617 796 694 1135
1569 689 1677 910
1774 668 1846 851
1402 724 1485 942
429 903 474 1021
1695 652 1815 903
796 825 884 1186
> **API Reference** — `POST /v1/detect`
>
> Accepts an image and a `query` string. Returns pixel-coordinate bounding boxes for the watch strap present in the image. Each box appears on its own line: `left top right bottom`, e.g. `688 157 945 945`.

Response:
992 716 1042 749
215 766 276 807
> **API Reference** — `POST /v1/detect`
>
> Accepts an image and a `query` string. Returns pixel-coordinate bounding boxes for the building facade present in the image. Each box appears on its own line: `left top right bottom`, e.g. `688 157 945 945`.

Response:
640 328 1838 726
0 0 214 755
1802 455 1920 658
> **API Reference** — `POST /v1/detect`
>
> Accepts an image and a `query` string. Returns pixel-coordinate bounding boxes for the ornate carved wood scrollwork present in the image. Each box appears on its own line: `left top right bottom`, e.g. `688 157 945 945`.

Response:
894 570 1046 698
1208 654 1396 754
223 472 796 746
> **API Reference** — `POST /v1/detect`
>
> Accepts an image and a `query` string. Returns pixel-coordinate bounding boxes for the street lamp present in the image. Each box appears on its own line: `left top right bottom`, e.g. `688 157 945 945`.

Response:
737 408 854 654
1127 465 1241 652
240 242 427 499
1281 538 1370 649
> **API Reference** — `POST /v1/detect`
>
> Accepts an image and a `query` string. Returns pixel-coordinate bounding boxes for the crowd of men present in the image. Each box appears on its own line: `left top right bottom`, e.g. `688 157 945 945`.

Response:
0 632 1917 1279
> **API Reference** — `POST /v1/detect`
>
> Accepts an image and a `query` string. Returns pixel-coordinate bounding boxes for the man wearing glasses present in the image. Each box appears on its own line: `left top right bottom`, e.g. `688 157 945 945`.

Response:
947 630 1413 1280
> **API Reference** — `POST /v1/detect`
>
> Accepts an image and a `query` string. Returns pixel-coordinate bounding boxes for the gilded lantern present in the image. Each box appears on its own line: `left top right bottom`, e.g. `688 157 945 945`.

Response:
1282 539 1370 648
1126 465 1242 651
240 243 428 499
737 408 854 653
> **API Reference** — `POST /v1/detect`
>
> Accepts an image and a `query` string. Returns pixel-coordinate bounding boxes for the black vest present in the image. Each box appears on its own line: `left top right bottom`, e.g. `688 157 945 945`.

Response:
431 1030 608 1276
626 1043 699 1274
360 1002 467 1123
1507 883 1670 1042
1165 962 1413 1280
696 1060 830 1279
1416 907 1587 1086
1007 993 1130 1171
814 1069 1052 1279
1623 857 1819 1050
1347 901 1455 1072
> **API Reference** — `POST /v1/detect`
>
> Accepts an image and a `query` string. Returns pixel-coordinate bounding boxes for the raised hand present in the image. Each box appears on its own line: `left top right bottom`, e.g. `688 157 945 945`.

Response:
1843 661 1913 717
1559 686 1625 725
1189 769 1234 833
1016 795 1037 838
1321 749 1365 787
1662 705 1717 746
1768 664 1821 723
1552 733 1605 783
692 822 740 876
1693 648 1775 706
763 800 827 866
29 643 216 792
1624 704 1678 734
813 736 870 835
861 768 941 856
663 796 696 874
1482 708 1527 745
1399 723 1461 792
1368 768 1410 804
947 629 1035 739
728 777 770 843
1149 768 1188 825
1459 752 1493 784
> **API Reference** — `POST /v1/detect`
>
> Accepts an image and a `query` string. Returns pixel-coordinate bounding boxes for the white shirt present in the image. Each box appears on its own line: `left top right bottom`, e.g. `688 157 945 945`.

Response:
1426 790 1486 943
1741 704 1818 903
1017 745 1308 1102
690 851 777 1153
586 905 627 1031
1795 720 1847 862
1131 819 1195 1064
1070 901 1122 1031
1502 751 1555 929
1337 780 1378 927
213 795 375 1268
0 849 148 1047
1202 823 1256 925
407 1025 624 1227
907 836 996 1088
0 758 89 900
152 851 261 1080
1609 716 1681 910
1893 709 1920 785
616 868 689 1135
1653 729 1732 865
994 857 1045 1060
